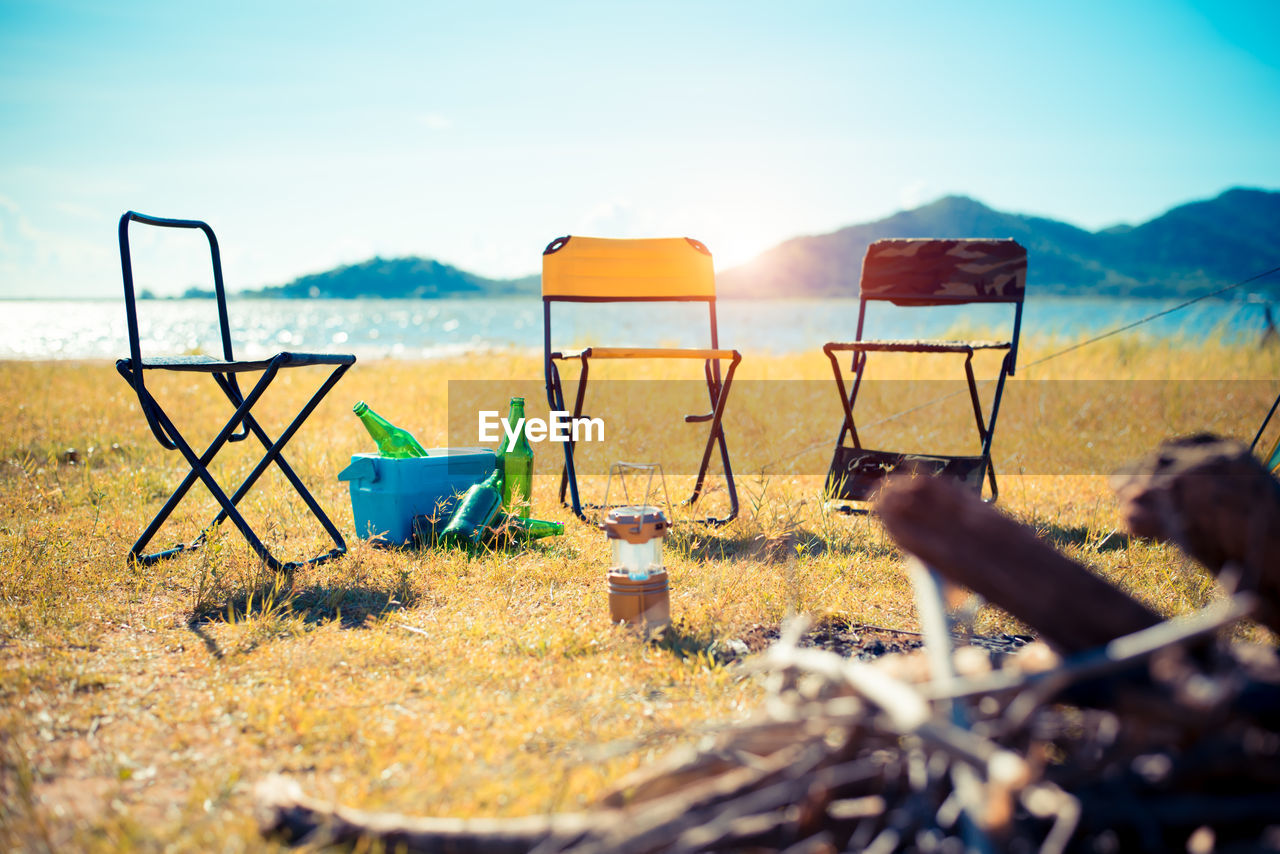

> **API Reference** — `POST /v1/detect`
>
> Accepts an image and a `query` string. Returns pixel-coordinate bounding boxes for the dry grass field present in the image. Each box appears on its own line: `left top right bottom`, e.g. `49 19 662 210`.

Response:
2 338 1277 851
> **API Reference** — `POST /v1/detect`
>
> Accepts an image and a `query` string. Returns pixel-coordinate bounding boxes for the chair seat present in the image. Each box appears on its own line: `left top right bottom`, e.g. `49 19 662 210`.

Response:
826 447 987 502
121 351 356 372
552 346 740 361
826 339 1011 354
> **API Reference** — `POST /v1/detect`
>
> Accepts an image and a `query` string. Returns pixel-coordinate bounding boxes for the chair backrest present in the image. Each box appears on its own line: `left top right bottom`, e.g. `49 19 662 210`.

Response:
118 211 236 449
860 238 1027 307
542 235 716 302
119 211 235 366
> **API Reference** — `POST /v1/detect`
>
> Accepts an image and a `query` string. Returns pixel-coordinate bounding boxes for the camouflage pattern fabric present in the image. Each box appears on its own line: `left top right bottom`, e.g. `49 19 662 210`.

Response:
830 340 1011 352
860 239 1027 305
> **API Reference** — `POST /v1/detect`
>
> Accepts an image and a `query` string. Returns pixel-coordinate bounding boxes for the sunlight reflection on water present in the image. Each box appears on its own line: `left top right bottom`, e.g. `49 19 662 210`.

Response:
0 296 1266 361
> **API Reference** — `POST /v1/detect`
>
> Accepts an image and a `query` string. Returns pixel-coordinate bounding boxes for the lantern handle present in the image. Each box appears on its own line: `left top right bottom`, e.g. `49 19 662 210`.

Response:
601 461 674 533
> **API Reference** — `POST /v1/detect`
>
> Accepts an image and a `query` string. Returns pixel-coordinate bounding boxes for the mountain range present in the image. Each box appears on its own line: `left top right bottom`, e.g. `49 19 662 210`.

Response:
248 257 539 300
719 188 1280 298
245 188 1280 300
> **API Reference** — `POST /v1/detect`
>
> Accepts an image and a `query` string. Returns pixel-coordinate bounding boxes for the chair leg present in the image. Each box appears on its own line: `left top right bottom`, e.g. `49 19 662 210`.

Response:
122 364 350 571
551 361 569 508
126 475 207 565
149 369 297 569
209 364 351 567
686 356 740 525
1250 392 1280 452
546 360 587 521
820 347 867 514
822 344 863 452
117 360 278 565
712 428 739 524
124 424 215 564
549 353 740 525
687 358 719 506
964 354 1011 504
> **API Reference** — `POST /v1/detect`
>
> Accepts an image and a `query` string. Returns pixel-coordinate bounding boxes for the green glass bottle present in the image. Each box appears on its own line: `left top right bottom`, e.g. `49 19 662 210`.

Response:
495 396 533 515
439 469 504 546
353 401 427 458
487 513 564 544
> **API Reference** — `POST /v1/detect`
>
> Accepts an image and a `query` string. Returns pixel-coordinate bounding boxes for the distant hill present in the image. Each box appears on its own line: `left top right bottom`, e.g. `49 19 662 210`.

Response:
248 256 539 299
237 188 1280 300
717 188 1280 298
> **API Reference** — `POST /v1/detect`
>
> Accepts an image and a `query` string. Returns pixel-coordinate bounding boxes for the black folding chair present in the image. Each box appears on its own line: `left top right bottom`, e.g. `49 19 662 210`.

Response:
542 235 741 525
115 211 356 571
824 238 1027 508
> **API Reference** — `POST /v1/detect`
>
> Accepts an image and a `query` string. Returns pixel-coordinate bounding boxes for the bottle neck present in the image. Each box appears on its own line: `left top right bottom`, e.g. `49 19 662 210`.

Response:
358 408 393 431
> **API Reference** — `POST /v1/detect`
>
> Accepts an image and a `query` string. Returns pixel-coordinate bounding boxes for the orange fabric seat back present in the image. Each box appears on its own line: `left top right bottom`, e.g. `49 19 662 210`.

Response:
542 235 715 300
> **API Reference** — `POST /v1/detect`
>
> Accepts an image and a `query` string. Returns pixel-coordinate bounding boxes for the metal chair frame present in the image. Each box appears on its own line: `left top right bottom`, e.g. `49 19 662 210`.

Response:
541 236 740 525
116 211 355 571
1252 390 1280 472
824 239 1027 508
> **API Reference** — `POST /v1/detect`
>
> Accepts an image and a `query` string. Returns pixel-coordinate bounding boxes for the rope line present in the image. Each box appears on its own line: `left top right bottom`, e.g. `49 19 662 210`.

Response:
759 264 1280 473
1020 265 1280 371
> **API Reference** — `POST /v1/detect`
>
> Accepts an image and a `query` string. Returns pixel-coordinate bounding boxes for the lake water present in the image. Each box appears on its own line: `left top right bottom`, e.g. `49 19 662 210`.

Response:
0 295 1272 361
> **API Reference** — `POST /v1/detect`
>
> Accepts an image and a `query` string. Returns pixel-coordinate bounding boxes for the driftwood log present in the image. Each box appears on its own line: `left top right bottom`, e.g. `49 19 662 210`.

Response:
874 475 1162 655
254 783 593 854
256 435 1280 853
1110 434 1280 633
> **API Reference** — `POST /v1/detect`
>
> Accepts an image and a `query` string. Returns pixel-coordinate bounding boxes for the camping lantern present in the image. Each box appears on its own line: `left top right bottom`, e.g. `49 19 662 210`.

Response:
602 464 672 627
605 505 668 579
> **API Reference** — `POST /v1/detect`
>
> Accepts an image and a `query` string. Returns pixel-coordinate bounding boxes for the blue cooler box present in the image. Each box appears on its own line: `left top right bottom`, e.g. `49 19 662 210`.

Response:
338 449 496 545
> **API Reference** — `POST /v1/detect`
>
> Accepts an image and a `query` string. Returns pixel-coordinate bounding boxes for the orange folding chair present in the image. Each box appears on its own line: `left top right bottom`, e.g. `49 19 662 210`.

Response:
541 236 741 524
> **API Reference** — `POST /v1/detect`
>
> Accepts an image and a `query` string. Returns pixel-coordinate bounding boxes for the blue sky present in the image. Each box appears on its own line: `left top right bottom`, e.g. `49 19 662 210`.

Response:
1 0 1278 297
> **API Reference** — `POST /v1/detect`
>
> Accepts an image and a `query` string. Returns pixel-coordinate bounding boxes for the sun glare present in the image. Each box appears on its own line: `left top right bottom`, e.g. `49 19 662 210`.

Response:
707 234 770 272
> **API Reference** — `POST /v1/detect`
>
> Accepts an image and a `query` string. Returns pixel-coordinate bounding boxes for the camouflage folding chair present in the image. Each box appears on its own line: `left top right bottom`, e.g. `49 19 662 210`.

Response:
824 238 1027 508
542 235 741 524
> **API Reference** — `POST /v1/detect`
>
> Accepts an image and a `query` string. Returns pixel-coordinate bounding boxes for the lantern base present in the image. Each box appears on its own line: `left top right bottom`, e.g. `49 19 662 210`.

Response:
607 569 670 627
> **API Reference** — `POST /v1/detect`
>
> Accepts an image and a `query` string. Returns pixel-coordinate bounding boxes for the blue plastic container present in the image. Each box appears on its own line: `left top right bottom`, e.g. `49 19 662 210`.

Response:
337 448 497 545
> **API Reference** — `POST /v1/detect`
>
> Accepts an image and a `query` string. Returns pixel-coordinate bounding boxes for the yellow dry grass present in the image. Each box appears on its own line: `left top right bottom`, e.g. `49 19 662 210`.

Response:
1 337 1277 851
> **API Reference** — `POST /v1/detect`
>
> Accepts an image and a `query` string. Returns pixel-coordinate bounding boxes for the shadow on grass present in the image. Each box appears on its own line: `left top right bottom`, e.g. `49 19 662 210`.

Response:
669 522 900 564
1037 523 1132 553
182 533 575 660
647 617 721 662
187 575 416 659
